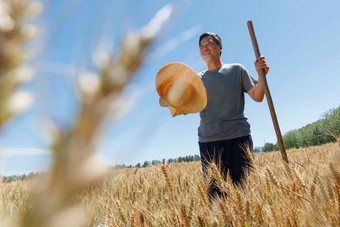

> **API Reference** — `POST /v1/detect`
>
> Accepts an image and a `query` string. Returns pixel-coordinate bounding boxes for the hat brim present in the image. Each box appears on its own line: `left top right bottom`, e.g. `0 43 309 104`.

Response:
155 62 207 116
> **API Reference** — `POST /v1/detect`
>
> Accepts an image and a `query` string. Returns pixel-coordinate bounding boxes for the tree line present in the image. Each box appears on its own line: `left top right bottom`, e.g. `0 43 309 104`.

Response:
1 155 201 183
1 172 42 184
113 154 201 169
255 106 340 152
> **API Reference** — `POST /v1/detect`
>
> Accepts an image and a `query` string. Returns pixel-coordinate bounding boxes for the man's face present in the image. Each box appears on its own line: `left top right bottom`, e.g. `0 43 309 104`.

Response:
199 36 222 63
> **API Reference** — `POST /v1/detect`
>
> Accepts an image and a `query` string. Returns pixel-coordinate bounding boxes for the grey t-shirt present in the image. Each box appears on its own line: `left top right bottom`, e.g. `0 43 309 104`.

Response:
198 63 257 142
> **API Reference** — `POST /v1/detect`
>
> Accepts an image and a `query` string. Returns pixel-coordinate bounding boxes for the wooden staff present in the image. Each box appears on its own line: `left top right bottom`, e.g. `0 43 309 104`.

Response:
247 20 289 164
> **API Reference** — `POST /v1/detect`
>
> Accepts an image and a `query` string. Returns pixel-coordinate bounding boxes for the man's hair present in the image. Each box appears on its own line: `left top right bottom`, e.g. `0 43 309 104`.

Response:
199 32 222 55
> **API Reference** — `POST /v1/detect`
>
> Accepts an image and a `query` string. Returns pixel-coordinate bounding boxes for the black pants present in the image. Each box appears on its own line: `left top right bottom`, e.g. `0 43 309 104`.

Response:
199 135 254 199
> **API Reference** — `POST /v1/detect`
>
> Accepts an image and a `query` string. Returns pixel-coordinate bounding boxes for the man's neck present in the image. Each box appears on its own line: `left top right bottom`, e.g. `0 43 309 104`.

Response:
207 60 223 71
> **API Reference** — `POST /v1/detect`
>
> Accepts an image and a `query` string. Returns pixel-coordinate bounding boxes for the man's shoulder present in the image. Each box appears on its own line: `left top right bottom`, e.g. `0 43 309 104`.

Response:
197 69 207 78
197 63 247 77
227 63 246 70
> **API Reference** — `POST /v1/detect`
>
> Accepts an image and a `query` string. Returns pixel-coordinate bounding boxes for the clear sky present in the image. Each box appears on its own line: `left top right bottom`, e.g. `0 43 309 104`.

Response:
1 0 340 175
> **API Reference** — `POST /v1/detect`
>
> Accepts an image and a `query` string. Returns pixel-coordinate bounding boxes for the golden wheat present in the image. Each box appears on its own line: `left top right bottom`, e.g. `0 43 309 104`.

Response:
161 164 174 192
1 141 339 226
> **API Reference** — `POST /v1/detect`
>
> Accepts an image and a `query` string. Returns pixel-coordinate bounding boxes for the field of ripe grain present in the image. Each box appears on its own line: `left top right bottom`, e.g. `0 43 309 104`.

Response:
1 142 339 226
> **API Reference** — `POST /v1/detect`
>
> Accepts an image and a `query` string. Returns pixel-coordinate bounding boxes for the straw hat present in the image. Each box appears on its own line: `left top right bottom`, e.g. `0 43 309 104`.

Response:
155 62 207 117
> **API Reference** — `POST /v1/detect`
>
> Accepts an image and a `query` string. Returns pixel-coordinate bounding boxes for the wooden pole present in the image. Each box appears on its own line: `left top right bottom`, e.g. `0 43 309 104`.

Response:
247 21 289 164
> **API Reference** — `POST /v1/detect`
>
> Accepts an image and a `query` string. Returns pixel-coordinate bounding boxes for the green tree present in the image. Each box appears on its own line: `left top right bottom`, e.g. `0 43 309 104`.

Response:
254 147 262 153
194 154 200 161
327 106 340 136
298 125 314 147
262 143 275 152
142 161 150 167
283 129 299 149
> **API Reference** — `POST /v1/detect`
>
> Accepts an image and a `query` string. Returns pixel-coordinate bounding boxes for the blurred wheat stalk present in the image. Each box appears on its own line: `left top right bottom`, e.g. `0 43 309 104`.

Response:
1 1 173 226
0 0 41 130
0 1 41 225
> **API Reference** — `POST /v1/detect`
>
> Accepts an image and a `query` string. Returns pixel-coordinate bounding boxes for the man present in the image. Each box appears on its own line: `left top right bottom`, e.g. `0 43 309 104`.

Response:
160 32 269 198
197 32 269 198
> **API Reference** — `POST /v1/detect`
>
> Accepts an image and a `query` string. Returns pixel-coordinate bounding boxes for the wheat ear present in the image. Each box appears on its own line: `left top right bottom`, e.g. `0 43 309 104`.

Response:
211 163 225 193
180 203 190 227
196 180 208 206
161 165 174 192
197 214 207 227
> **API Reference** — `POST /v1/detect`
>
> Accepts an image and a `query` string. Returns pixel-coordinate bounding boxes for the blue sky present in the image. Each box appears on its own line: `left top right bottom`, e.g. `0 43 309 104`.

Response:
1 0 340 175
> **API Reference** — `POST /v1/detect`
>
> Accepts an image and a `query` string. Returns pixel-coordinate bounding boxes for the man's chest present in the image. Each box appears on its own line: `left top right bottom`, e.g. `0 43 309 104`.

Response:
203 74 240 98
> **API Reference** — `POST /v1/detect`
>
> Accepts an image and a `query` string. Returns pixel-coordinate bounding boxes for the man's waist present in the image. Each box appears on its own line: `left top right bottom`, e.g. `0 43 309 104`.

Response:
198 119 251 142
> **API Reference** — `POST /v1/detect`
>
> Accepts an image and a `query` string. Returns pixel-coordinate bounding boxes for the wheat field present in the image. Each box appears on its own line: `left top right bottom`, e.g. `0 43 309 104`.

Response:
0 141 339 226
1 1 339 226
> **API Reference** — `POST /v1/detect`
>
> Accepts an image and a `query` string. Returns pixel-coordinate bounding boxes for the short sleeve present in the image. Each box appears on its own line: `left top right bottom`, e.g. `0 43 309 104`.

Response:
239 64 257 93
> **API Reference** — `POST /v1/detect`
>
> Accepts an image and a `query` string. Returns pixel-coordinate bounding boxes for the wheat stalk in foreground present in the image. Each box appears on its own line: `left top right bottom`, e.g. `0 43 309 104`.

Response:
28 8 172 227
1 3 174 227
0 0 41 132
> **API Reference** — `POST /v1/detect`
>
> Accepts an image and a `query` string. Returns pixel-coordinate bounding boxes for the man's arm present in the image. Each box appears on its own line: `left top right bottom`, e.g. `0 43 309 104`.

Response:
247 56 269 102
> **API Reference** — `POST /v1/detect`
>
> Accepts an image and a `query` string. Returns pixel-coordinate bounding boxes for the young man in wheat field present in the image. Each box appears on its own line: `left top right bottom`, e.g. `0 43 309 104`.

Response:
196 32 269 199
